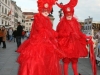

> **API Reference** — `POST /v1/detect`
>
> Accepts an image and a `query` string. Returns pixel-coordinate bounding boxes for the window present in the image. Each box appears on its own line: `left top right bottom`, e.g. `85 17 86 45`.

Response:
5 0 7 4
5 21 7 25
2 20 3 24
89 21 91 24
99 24 100 28
98 24 99 28
84 26 85 30
29 23 31 25
15 12 18 18
87 26 89 30
96 24 97 29
85 22 87 24
90 26 91 30
2 6 4 13
25 23 28 25
5 8 7 14
8 22 9 25
29 28 31 31
15 6 17 11
8 1 10 6
26 27 28 30
86 26 87 30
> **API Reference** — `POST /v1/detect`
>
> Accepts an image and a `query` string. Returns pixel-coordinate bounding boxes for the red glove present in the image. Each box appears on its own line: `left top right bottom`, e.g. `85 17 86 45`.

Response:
86 36 92 40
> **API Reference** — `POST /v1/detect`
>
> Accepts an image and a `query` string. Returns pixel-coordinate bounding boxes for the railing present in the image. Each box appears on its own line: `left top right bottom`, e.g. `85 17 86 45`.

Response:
0 13 11 20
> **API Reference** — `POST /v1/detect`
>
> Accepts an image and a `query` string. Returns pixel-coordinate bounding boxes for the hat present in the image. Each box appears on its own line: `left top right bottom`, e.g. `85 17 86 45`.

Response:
56 0 78 17
37 0 57 13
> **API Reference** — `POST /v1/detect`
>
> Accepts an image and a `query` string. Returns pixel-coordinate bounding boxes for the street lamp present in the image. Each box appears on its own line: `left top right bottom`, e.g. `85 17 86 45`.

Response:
48 8 53 17
58 2 63 20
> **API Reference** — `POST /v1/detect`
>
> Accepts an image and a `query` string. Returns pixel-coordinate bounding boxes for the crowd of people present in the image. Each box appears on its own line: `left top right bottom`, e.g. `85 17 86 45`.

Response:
0 22 30 49
7 28 29 42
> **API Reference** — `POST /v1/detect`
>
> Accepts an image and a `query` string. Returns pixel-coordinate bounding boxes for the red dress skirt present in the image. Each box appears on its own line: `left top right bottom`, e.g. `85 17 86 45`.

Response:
56 17 88 58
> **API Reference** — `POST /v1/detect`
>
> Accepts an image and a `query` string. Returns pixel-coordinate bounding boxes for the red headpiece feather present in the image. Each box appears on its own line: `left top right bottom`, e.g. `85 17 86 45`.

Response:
37 0 57 12
67 0 78 7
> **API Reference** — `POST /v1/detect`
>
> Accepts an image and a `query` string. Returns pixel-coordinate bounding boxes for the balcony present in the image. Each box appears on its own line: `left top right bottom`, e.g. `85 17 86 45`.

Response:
0 13 6 18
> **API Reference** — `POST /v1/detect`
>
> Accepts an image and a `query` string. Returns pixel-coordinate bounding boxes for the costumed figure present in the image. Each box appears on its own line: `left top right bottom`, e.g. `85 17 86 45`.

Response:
16 0 65 75
56 0 97 75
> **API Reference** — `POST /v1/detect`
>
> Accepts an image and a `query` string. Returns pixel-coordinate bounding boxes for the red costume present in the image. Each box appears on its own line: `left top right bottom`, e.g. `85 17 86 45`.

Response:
16 0 65 75
56 0 97 75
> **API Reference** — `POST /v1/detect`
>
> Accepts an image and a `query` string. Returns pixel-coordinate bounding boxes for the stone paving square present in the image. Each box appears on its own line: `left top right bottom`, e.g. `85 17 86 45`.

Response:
0 40 100 75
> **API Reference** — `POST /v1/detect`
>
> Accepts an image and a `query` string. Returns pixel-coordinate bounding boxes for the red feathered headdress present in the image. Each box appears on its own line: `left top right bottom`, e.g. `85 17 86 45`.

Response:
37 0 57 13
56 0 78 17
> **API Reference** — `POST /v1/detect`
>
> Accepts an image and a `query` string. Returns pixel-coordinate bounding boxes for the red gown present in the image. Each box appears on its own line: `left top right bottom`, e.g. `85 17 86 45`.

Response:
17 13 64 75
56 17 88 58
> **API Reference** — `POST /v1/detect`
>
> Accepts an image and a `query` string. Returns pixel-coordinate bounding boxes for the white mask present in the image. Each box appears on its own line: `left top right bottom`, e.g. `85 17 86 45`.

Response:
42 11 49 17
66 16 72 20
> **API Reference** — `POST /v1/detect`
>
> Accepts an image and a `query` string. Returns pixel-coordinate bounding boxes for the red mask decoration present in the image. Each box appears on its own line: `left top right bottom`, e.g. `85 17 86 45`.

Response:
56 0 78 17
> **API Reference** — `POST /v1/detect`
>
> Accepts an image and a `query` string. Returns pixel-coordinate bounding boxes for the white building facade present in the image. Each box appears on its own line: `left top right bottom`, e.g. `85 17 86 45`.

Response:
11 1 25 29
0 0 24 29
18 7 22 24
23 12 34 31
82 17 93 35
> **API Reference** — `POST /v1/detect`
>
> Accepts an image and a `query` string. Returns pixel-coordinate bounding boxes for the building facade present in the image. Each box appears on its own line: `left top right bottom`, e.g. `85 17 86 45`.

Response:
23 12 55 31
82 17 93 35
0 0 11 28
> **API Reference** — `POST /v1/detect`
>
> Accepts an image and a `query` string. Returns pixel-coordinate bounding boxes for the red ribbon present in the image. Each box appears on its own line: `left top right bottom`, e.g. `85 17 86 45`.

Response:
88 39 97 75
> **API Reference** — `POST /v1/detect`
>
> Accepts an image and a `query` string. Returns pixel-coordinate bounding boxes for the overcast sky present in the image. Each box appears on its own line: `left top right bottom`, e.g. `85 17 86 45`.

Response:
13 0 100 29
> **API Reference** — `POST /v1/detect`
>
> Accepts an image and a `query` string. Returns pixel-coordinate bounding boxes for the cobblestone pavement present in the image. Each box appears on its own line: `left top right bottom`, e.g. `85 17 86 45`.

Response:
0 39 100 75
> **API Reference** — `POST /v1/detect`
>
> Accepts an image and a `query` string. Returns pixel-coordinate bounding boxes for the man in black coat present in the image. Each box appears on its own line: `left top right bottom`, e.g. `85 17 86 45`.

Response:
16 22 23 48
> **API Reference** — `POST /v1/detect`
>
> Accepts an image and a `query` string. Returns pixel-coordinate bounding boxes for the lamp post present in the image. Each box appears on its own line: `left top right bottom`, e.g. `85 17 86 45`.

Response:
58 2 63 20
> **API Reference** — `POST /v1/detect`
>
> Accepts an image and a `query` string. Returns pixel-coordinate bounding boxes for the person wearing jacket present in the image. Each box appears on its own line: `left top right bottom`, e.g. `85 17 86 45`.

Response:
0 27 3 46
2 26 7 48
16 22 23 48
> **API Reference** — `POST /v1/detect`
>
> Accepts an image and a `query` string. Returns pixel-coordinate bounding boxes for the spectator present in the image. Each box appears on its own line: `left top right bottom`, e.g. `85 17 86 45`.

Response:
25 31 30 39
8 27 13 42
13 30 17 42
16 22 23 48
94 28 100 62
2 26 7 48
21 30 25 39
0 27 3 46
7 29 9 40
